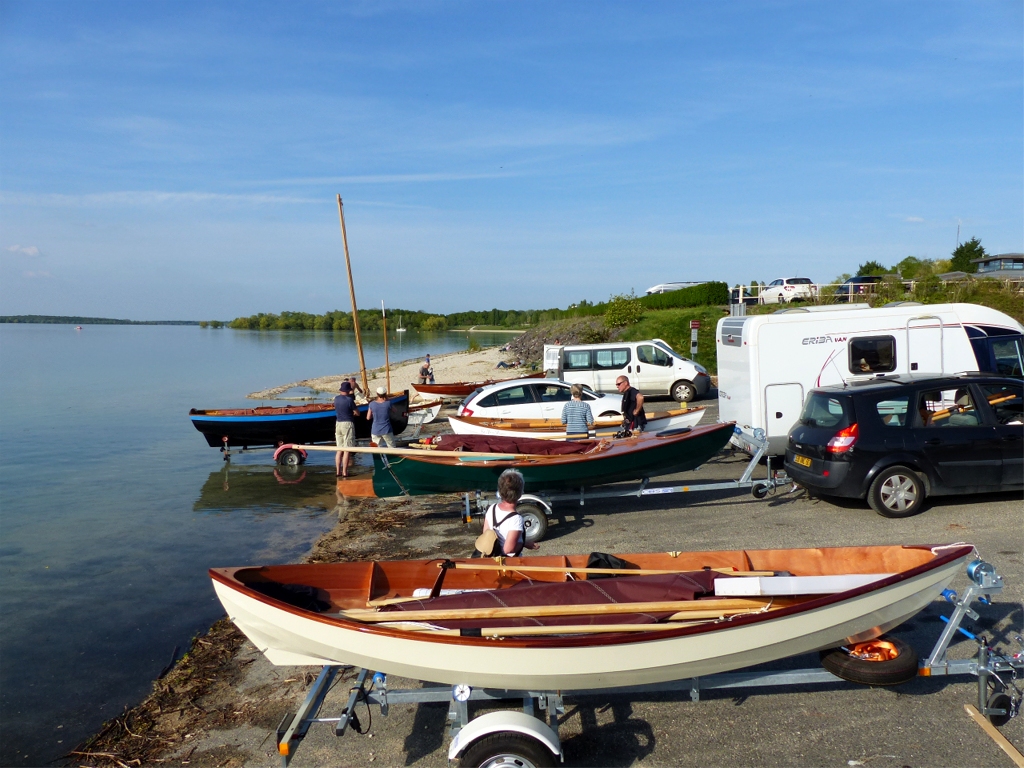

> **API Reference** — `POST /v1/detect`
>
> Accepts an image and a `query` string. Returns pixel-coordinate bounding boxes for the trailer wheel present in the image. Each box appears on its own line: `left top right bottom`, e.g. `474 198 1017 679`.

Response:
867 466 925 518
517 503 548 544
277 449 304 467
459 732 556 768
751 482 770 499
671 380 696 403
820 636 918 686
986 690 1013 727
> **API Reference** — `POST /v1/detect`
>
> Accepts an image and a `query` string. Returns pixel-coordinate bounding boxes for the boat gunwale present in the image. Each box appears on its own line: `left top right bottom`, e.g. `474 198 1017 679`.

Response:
398 422 735 468
209 543 974 650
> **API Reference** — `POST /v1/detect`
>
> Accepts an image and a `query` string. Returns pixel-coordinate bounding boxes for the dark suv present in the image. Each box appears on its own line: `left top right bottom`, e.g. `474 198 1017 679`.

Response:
834 275 883 302
785 374 1023 517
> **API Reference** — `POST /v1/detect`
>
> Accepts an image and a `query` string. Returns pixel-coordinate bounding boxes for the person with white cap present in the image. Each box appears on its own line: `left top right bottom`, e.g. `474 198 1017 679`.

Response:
366 386 396 447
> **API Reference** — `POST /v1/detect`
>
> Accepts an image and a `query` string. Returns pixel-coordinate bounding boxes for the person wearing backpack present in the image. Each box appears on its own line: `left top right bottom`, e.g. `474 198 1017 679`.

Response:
478 469 540 557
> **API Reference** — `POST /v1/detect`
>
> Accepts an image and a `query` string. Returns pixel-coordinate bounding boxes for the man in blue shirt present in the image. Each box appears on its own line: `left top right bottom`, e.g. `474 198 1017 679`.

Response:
334 381 358 477
367 386 396 447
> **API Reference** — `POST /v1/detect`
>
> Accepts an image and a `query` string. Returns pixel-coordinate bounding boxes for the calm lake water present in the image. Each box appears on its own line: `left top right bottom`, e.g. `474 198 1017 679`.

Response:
0 324 508 766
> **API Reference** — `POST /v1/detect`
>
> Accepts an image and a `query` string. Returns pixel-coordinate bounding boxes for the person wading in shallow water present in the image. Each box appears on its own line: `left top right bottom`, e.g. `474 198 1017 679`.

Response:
334 381 358 477
616 375 647 432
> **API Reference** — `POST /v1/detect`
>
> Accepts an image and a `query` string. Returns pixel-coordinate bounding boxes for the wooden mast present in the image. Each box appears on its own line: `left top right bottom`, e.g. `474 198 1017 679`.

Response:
337 195 369 395
381 300 391 394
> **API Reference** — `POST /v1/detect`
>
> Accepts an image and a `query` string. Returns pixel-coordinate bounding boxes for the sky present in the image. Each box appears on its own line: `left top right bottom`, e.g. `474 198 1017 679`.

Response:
1 1 1021 320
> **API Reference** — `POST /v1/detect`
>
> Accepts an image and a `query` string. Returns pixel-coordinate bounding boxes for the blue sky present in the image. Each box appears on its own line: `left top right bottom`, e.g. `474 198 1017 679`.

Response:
1 1 1021 320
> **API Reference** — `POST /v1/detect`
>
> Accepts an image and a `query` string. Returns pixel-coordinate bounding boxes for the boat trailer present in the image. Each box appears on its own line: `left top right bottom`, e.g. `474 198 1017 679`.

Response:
273 557 1023 767
462 428 792 544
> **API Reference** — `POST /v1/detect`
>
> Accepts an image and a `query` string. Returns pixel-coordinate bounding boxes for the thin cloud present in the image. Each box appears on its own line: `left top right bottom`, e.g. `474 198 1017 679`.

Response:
6 245 41 256
0 191 321 207
21 270 52 279
904 216 925 223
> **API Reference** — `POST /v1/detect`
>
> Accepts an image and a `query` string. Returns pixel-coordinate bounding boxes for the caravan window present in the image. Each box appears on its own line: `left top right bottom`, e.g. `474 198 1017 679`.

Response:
594 348 630 370
848 336 896 373
564 350 592 371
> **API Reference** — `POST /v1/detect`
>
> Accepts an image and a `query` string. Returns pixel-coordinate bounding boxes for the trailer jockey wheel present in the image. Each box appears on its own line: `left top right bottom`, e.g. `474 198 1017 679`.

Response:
986 690 1014 727
751 483 770 499
820 636 918 686
516 503 548 544
459 732 556 768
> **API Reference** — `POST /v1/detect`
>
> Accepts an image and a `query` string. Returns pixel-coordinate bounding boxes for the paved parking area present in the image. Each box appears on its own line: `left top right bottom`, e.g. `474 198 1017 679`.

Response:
206 396 1024 767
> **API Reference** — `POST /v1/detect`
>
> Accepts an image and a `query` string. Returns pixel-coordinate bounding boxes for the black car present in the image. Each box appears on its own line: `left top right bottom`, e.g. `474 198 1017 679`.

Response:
785 374 1023 517
834 275 883 302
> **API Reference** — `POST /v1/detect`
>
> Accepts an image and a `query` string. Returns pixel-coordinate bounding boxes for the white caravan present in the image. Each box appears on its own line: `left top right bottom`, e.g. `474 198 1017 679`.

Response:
544 339 711 402
716 302 1024 455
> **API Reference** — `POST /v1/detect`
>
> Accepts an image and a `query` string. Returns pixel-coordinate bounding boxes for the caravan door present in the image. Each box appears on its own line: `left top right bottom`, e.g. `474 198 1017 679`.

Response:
765 383 805 447
907 316 945 374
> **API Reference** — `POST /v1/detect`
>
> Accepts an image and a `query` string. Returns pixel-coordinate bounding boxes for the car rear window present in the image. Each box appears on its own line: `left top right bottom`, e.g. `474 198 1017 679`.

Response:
799 393 851 429
789 278 812 284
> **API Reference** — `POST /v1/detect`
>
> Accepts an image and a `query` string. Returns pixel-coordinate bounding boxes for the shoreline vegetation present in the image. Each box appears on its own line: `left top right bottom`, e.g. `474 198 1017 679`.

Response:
0 315 199 325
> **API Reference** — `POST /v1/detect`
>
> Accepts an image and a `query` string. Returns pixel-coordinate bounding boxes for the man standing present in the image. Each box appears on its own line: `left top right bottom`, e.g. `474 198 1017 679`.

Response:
615 375 647 432
418 356 434 385
334 381 358 477
367 386 396 447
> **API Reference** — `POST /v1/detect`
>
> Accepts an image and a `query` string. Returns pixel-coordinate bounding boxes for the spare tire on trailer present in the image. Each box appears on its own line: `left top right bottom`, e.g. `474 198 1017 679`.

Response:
820 636 918 686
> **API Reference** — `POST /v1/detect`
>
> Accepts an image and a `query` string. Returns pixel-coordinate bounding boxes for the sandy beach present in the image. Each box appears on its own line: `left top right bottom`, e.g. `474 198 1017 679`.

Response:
247 345 518 402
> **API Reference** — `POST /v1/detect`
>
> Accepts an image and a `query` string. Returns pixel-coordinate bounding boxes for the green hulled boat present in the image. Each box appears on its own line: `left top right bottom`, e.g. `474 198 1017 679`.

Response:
339 422 736 498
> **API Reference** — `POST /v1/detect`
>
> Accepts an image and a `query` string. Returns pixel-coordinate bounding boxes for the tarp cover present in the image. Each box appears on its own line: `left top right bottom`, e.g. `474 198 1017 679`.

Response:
382 571 730 630
431 434 597 455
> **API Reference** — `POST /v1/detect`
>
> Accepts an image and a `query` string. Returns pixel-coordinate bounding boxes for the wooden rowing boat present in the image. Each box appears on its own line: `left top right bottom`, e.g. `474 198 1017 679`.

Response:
412 372 544 398
188 391 410 449
448 407 705 439
210 543 975 690
336 421 735 497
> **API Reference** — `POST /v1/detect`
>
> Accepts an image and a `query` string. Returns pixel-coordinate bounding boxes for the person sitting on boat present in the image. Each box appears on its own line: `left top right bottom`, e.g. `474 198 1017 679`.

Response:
334 381 358 477
616 375 647 432
483 469 540 557
367 386 396 447
560 383 595 438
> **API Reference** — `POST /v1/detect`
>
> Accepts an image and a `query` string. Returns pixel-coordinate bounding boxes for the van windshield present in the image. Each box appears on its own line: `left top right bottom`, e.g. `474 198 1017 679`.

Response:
653 340 678 358
799 394 851 429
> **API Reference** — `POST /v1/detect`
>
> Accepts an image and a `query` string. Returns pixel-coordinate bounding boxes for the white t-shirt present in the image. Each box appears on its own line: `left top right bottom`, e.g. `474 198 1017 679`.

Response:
487 504 524 551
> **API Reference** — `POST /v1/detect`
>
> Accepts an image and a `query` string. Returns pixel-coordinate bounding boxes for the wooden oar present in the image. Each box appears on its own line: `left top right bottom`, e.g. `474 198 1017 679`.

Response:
294 443 538 460
377 620 713 636
451 562 776 578
341 598 769 623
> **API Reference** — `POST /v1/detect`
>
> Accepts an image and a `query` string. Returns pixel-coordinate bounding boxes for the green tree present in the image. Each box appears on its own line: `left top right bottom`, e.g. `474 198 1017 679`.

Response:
422 315 447 331
950 237 985 273
604 291 644 328
857 260 888 276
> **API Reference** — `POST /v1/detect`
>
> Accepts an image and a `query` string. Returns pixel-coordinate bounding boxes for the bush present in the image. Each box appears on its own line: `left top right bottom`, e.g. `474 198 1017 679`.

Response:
640 282 729 309
604 292 645 328
467 336 481 352
422 316 448 332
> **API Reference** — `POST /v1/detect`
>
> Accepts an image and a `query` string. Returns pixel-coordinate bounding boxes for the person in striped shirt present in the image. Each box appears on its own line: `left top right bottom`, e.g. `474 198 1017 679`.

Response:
560 383 595 438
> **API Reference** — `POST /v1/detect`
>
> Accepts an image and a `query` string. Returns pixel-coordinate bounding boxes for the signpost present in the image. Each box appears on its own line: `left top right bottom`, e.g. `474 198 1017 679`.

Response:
690 320 700 357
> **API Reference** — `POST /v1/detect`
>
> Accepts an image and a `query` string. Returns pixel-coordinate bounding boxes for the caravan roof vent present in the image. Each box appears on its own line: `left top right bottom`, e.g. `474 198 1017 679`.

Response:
772 308 810 314
883 301 923 307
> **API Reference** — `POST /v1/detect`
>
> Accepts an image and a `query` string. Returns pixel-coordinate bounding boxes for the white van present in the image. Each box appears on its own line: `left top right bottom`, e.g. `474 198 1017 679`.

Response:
543 338 711 402
716 302 1024 455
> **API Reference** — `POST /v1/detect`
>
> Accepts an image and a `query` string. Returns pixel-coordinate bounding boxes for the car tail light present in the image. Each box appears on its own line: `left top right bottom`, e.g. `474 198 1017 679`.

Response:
826 423 858 453
460 407 473 417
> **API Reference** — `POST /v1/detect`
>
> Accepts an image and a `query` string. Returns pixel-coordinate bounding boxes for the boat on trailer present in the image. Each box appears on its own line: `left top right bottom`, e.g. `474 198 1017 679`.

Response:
210 543 975 691
413 372 545 398
335 421 735 498
188 391 410 450
448 406 705 439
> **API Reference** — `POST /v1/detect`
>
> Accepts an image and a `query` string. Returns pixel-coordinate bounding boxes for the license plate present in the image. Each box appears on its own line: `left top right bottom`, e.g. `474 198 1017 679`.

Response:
793 454 812 468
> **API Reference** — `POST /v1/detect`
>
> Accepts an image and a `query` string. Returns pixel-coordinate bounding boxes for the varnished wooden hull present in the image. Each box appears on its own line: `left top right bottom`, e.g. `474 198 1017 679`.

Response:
210 544 974 690
412 372 544 398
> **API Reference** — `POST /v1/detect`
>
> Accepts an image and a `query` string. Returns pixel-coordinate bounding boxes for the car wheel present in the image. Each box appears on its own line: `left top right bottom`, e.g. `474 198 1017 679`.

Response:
867 466 925 518
598 411 619 418
671 380 696 403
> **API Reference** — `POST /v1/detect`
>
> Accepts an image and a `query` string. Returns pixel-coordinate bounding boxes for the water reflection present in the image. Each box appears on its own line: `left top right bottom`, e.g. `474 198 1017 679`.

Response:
194 463 341 514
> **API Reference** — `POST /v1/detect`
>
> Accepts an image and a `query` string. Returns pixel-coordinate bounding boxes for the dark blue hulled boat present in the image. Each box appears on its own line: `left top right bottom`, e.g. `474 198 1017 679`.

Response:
189 391 410 450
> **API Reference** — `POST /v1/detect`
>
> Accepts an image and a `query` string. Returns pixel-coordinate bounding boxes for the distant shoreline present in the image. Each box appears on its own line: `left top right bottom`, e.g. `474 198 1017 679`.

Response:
0 315 200 325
